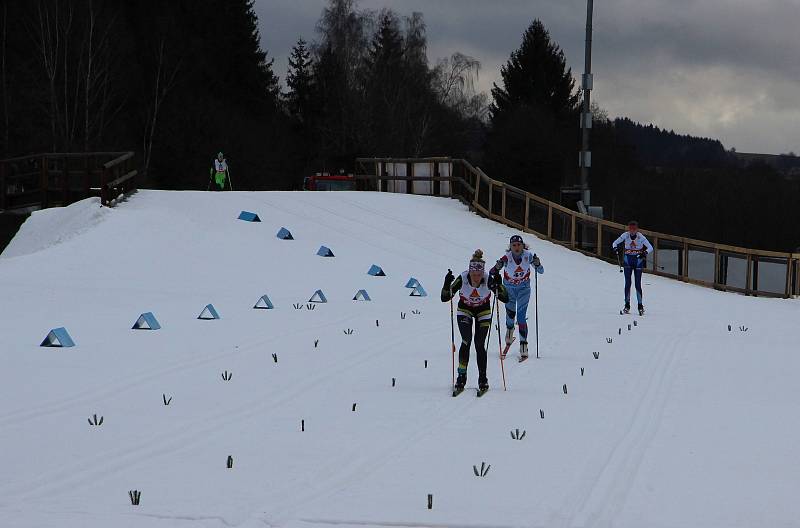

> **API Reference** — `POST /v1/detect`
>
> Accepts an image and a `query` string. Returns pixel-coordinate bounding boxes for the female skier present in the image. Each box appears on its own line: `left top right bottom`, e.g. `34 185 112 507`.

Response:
493 235 544 360
612 220 654 315
441 250 508 395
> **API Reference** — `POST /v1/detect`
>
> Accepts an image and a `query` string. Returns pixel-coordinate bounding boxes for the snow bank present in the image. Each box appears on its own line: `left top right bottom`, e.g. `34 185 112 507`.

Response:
0 189 797 528
1 197 107 258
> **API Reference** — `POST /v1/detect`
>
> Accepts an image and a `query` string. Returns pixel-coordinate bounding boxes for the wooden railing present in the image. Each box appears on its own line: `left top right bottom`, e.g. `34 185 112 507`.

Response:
355 157 800 299
0 151 137 210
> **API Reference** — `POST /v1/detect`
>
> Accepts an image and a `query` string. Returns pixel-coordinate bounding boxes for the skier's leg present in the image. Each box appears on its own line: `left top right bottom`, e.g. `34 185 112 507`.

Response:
515 283 531 343
623 260 633 304
504 282 518 329
474 308 491 383
634 265 644 305
456 312 474 378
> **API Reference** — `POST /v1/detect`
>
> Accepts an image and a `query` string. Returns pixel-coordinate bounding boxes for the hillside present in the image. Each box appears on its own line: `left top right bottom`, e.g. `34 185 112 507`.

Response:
0 190 798 528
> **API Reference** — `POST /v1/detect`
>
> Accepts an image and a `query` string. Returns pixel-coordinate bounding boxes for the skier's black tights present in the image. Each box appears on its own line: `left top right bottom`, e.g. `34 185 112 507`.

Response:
457 314 489 380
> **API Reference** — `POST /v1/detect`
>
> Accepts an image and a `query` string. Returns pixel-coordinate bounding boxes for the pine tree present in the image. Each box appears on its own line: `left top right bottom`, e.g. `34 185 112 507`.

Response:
485 19 580 198
286 38 313 123
490 19 579 120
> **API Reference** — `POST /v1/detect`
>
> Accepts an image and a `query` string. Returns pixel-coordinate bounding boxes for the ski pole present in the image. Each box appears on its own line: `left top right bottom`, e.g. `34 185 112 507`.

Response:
616 249 623 273
495 295 507 391
534 269 540 359
227 166 234 191
449 286 455 389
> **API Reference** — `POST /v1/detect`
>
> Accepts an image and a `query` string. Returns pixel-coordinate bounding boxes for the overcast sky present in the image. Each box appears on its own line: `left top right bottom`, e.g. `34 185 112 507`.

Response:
254 0 799 154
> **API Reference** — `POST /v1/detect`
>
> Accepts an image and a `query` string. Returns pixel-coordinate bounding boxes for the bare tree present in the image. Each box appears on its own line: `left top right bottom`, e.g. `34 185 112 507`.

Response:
1 2 8 152
143 38 179 174
82 0 118 151
33 0 61 151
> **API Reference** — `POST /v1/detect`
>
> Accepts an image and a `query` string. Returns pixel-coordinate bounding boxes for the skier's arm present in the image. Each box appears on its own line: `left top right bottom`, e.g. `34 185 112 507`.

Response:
493 255 508 271
496 282 509 303
640 234 654 254
440 273 461 302
611 233 626 250
531 252 544 274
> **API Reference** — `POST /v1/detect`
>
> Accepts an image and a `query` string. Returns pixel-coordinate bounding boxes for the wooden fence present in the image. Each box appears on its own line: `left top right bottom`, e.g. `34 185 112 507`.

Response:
355 157 799 299
0 151 137 211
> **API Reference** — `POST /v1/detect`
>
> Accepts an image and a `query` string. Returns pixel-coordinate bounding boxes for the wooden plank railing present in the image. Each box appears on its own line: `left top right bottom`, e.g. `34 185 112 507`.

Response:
0 151 137 210
355 157 800 299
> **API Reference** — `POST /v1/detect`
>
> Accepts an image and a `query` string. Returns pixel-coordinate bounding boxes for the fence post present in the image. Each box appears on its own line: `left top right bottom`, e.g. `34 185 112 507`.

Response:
62 155 70 205
40 155 49 209
595 221 602 256
406 161 413 194
652 236 659 272
100 163 108 206
745 254 752 296
752 256 759 295
570 213 576 248
488 181 493 215
784 254 792 298
472 166 479 209
681 240 689 281
713 247 721 289
546 203 553 239
501 185 506 219
84 155 92 198
524 195 530 231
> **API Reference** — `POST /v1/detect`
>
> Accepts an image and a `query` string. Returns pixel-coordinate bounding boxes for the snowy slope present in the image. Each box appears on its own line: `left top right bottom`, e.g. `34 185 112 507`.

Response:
0 190 798 528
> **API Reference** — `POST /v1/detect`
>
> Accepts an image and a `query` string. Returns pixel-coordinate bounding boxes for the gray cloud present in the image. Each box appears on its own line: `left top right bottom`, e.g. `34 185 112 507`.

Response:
255 0 800 154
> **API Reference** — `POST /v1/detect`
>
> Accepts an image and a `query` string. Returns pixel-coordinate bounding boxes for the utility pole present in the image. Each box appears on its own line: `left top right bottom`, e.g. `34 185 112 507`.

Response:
578 0 594 207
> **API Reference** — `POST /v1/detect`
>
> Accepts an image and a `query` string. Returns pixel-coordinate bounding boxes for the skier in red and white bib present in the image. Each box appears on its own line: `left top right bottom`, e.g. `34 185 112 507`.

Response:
441 250 508 393
493 235 544 359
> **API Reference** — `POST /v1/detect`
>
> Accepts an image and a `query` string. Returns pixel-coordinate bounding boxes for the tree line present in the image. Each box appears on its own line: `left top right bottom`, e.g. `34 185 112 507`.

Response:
2 0 798 251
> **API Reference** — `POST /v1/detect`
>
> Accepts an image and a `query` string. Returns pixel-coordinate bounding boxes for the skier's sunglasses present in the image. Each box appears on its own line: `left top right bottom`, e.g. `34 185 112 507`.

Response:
511 242 523 248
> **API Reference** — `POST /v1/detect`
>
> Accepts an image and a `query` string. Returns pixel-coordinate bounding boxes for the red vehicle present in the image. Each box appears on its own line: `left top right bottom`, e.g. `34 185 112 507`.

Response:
303 172 357 191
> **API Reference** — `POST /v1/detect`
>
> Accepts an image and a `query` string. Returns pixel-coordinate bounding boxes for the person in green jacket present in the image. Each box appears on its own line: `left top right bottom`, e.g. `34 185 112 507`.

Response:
441 249 508 393
210 151 229 191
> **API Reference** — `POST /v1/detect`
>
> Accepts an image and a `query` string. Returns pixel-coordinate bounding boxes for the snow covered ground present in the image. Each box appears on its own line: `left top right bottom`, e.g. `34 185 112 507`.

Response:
1 190 799 528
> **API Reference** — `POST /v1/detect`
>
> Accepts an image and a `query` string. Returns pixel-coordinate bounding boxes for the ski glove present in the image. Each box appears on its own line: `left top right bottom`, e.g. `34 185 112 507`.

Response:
444 269 454 288
532 254 541 268
639 250 648 260
488 269 501 292
494 259 505 271
614 244 624 256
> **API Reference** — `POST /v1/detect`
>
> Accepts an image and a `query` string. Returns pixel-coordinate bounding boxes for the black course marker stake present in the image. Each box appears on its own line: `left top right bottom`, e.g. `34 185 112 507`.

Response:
540 409 545 419
227 456 233 469
581 368 584 376
301 419 305 431
392 378 396 387
428 494 433 510
424 360 428 368
352 403 357 411
563 384 568 394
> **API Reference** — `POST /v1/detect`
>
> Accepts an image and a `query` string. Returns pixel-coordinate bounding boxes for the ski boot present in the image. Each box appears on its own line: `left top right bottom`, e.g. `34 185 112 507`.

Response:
453 373 467 396
638 303 645 316
505 326 515 346
477 376 489 397
621 302 631 315
519 341 529 362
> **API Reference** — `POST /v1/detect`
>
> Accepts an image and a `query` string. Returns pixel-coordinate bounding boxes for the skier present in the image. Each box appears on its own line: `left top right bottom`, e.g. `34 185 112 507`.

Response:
493 235 544 360
612 220 654 315
209 151 229 191
441 249 508 395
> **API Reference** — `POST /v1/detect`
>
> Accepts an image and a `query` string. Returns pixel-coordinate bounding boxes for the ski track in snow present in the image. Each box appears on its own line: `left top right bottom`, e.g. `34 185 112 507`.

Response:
0 191 798 528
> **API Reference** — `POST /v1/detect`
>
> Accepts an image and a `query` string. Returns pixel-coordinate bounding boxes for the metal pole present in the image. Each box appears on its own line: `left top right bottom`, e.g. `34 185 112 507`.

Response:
579 0 594 205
